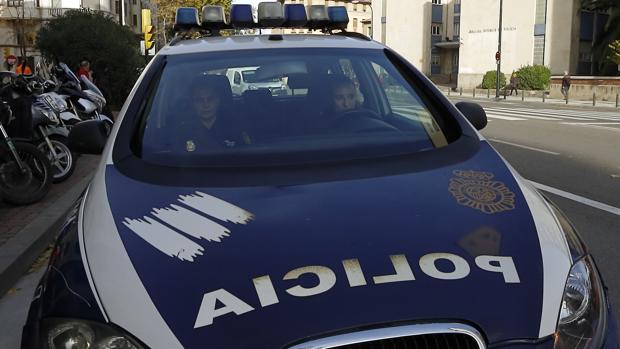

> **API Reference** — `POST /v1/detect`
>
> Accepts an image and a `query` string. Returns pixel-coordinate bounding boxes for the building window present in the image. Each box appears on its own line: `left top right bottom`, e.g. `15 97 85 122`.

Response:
432 0 441 4
132 14 137 26
431 24 441 36
432 55 441 66
353 3 358 11
353 18 358 29
132 0 136 4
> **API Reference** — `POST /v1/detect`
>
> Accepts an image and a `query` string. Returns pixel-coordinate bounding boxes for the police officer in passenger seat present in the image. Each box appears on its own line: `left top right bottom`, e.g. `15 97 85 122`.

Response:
177 75 251 153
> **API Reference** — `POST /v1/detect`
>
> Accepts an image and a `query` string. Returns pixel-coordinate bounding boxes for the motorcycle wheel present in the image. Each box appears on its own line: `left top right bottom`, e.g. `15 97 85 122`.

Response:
0 142 53 205
37 135 76 183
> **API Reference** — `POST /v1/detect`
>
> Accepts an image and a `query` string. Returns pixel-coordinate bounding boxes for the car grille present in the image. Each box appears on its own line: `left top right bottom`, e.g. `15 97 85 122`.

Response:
288 323 485 349
329 333 479 349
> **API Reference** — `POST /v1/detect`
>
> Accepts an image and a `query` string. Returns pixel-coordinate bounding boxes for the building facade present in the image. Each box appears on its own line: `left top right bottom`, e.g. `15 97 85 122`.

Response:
277 0 372 36
372 0 613 89
0 0 148 70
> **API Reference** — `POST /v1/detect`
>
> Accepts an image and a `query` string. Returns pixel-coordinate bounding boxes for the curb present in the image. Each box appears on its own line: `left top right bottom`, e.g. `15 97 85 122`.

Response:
0 174 93 298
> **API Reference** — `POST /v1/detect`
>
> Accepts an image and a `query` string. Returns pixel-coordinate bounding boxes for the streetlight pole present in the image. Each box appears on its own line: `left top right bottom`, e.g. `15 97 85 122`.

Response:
495 0 503 99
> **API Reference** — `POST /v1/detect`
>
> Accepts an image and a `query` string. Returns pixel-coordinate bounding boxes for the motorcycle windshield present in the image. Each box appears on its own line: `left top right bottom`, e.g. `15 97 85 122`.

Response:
59 63 81 88
80 76 103 97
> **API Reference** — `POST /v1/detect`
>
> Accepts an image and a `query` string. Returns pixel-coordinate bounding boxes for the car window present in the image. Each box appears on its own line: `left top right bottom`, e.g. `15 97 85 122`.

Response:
138 48 452 167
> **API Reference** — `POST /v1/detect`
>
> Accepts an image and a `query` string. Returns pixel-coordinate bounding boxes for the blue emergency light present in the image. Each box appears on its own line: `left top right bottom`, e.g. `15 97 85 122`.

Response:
307 5 330 30
202 5 227 29
172 3 361 39
174 7 200 31
284 4 307 28
327 6 349 30
230 4 254 28
257 2 285 28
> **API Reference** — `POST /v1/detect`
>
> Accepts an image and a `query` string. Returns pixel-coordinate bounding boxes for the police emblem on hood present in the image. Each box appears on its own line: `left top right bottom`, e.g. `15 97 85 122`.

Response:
122 191 254 262
448 170 516 214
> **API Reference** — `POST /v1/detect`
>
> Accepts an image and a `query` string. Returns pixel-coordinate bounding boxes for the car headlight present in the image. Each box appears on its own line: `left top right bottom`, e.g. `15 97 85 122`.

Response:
553 256 607 349
43 318 144 349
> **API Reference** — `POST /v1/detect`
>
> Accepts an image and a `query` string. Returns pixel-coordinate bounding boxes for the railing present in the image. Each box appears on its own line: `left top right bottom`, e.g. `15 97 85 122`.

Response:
0 5 114 20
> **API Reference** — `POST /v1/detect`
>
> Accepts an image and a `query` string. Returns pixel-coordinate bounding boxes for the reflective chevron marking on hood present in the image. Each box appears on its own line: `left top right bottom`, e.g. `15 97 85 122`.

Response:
123 191 254 262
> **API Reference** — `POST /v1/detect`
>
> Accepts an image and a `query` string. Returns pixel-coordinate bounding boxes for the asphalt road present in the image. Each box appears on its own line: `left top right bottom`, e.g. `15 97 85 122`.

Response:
467 98 620 329
1 99 619 347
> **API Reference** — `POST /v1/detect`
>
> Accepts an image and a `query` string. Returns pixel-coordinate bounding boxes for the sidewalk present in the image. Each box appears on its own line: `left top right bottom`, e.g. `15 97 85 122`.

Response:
440 89 620 109
0 154 100 297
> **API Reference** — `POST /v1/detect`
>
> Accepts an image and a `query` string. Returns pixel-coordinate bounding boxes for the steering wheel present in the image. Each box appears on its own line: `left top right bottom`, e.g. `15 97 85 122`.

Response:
330 109 398 133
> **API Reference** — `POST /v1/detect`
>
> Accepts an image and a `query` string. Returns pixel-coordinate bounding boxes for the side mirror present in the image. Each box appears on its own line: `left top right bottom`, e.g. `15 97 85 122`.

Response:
455 102 487 130
68 120 108 154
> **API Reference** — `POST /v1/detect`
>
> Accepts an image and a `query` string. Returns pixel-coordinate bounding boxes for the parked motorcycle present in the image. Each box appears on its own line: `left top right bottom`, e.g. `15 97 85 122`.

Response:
54 63 113 133
0 99 52 205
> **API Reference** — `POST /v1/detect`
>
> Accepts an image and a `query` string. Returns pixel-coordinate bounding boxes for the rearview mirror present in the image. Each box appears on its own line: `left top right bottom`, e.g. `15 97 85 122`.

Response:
455 102 487 130
68 120 108 154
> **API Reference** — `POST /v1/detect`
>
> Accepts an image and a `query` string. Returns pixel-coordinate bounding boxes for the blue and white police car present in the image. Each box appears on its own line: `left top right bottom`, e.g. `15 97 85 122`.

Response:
22 3 618 349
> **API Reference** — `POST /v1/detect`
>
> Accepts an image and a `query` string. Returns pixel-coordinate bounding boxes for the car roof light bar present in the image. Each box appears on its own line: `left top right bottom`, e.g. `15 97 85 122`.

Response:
327 6 349 30
174 7 200 31
202 5 227 30
257 2 285 28
284 4 307 28
307 5 330 30
230 4 254 28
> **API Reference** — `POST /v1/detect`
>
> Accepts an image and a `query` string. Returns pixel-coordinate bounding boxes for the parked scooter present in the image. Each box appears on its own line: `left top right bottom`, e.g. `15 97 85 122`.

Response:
31 91 76 183
0 96 53 205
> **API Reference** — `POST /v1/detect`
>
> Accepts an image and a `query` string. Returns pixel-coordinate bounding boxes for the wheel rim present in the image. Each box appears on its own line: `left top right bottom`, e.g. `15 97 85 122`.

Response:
38 140 72 179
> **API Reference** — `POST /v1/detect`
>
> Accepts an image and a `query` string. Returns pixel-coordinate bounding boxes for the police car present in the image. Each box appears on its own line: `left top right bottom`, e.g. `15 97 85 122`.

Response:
22 3 618 349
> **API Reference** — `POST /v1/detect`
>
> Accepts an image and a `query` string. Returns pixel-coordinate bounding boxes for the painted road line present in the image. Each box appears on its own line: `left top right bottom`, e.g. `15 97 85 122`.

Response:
488 107 620 119
485 108 601 121
530 181 620 217
489 139 561 155
483 110 559 121
561 123 620 132
486 114 527 121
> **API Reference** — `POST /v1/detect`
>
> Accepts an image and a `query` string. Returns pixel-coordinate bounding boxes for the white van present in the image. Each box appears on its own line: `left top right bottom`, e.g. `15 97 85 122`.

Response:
226 66 288 96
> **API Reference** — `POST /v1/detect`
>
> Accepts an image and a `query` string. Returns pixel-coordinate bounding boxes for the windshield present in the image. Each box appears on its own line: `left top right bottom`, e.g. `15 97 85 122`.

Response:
59 62 80 87
138 48 451 167
80 75 103 97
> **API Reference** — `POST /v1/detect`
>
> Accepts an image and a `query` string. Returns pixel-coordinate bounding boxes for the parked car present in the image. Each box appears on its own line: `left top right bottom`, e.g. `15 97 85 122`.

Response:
22 3 618 349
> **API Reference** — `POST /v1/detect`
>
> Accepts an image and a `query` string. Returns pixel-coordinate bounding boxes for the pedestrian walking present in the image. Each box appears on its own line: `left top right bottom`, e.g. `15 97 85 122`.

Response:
509 72 519 96
561 71 571 99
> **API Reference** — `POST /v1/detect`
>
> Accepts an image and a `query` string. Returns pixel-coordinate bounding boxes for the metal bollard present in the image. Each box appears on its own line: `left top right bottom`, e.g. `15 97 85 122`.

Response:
448 88 451 96
460 87 463 96
473 88 476 97
542 92 545 103
593 92 596 107
487 89 490 98
522 91 524 101
616 94 619 108
566 93 569 105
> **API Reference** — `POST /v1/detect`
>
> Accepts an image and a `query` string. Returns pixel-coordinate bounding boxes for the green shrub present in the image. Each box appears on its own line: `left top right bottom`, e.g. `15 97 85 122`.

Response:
481 70 506 89
515 65 551 90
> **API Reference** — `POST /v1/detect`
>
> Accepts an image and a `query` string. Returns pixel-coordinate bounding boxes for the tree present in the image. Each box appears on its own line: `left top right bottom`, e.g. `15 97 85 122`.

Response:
608 40 620 65
153 0 231 40
36 10 143 109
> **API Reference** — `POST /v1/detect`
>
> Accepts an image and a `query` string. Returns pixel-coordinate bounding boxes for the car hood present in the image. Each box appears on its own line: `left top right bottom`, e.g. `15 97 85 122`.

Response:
83 141 572 349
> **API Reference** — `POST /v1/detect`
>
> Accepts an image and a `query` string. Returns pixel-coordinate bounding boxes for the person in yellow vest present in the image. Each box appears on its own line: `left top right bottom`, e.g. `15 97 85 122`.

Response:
15 58 32 75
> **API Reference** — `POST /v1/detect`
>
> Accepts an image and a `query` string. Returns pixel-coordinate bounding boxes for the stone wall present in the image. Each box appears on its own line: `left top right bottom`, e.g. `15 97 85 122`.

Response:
549 76 620 101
